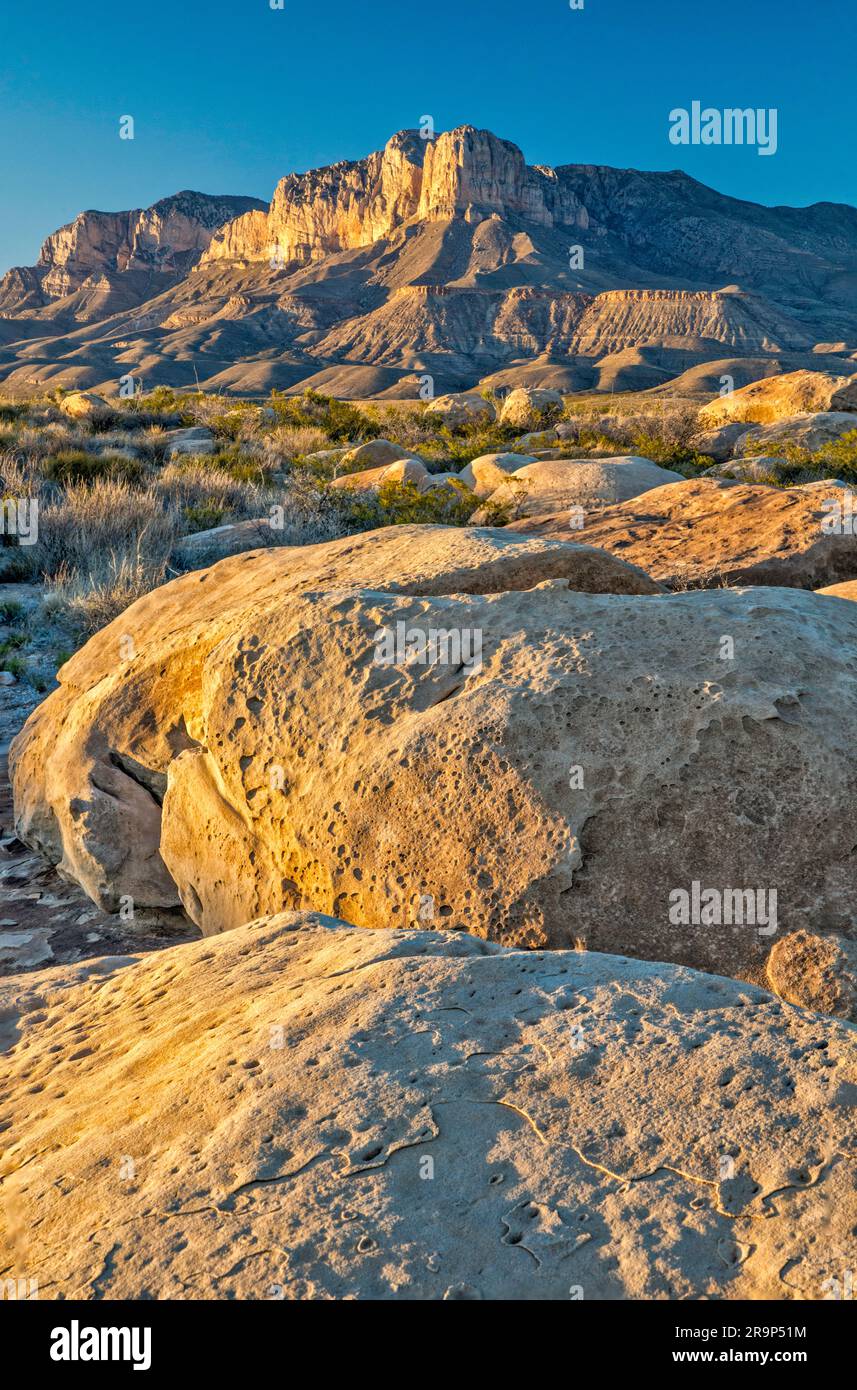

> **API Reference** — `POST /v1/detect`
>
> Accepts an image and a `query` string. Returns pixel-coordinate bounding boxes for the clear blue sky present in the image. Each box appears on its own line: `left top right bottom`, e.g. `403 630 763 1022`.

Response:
0 0 854 276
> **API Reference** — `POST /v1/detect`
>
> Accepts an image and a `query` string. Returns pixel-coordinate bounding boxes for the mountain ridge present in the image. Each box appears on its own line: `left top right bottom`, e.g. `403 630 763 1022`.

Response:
1 125 856 398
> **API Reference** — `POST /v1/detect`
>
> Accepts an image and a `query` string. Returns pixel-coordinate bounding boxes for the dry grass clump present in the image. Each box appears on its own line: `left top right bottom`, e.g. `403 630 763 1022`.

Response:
36 479 178 581
43 548 171 635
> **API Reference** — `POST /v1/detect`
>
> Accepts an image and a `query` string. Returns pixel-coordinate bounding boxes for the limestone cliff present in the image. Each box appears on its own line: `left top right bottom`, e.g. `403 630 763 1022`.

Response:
202 127 589 268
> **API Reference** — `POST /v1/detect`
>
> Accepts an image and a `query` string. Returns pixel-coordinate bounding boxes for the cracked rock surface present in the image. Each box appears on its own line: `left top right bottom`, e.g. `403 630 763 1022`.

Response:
1 913 854 1299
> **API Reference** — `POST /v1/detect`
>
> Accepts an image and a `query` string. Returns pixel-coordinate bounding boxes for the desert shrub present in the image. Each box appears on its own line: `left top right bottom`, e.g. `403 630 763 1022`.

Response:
213 444 276 484
183 502 227 532
0 649 27 677
134 385 198 425
44 547 171 636
0 449 41 498
40 449 143 485
0 599 24 625
155 462 273 524
810 429 857 481
263 425 332 465
738 430 857 484
628 432 714 474
134 425 170 464
35 479 178 581
270 389 379 443
413 422 518 466
346 479 478 528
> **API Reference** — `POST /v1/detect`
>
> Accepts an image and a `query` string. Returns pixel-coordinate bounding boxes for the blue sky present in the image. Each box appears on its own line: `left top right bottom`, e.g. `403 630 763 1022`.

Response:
0 0 854 275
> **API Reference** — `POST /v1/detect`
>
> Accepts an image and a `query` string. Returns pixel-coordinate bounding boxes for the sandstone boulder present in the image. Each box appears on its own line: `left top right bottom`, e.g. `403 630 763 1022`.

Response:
702 458 791 483
499 387 564 430
164 426 217 460
457 452 536 494
473 456 683 523
699 370 857 426
11 543 857 1003
423 392 496 429
329 457 428 491
57 391 110 421
511 477 857 590
9 524 661 918
3 912 854 1299
339 438 425 473
689 422 756 462
766 929 857 1023
734 412 857 456
816 579 857 601
171 518 280 570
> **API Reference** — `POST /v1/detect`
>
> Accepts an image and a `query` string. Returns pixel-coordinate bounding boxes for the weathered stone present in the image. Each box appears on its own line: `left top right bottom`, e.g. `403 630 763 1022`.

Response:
734 412 857 456
689 422 756 462
163 426 217 460
329 457 428 491
499 387 564 430
10 525 663 920
474 455 683 522
766 930 857 1022
58 391 110 421
423 392 496 428
512 477 857 589
457 452 536 493
699 370 857 426
339 439 424 473
2 912 854 1299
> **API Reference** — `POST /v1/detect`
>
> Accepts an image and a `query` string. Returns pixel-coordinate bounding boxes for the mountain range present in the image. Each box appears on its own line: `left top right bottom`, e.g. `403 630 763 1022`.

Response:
2 126 857 399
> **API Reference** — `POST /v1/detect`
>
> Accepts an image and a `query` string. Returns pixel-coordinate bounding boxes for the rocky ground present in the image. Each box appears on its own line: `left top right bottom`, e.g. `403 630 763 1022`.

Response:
3 913 855 1300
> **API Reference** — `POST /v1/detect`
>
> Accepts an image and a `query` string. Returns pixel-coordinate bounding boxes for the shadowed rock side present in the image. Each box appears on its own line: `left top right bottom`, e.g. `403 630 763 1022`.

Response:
1 913 854 1300
9 524 857 1010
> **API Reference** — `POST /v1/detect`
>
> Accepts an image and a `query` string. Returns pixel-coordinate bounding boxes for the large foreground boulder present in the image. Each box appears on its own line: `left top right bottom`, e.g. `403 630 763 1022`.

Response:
511 477 857 590
472 456 683 523
2 913 854 1299
699 369 857 426
11 532 857 1001
9 524 659 916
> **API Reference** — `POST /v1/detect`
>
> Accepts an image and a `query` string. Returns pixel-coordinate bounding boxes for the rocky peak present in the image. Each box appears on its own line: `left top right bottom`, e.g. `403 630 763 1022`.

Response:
203 126 588 269
31 191 266 300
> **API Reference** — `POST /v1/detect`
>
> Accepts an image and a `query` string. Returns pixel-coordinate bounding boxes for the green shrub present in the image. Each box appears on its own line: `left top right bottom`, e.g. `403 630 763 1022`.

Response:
41 450 143 485
0 599 24 625
183 502 227 532
347 479 478 528
0 653 26 678
270 389 380 444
